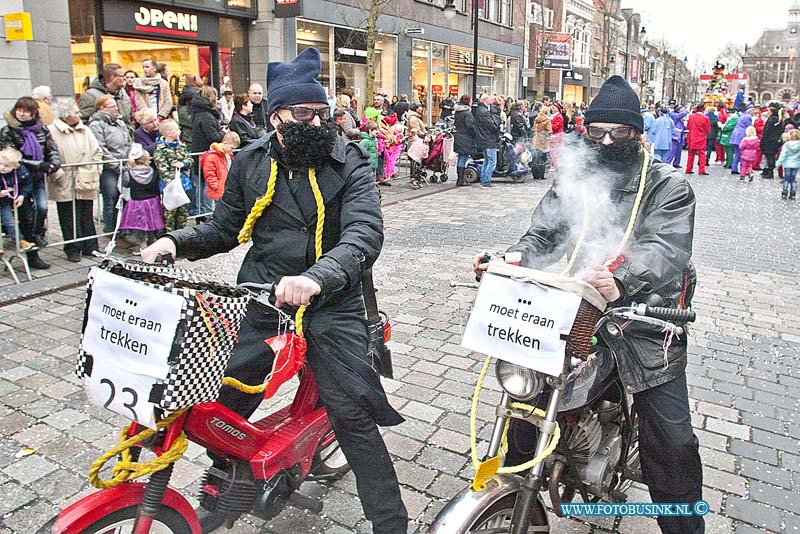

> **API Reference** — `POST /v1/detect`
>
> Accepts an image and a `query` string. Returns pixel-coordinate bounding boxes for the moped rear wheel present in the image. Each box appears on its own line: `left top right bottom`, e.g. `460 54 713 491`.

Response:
467 493 548 533
79 504 192 534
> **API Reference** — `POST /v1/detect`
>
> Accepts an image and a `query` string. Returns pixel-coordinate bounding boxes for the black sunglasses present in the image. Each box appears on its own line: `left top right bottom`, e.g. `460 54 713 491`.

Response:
586 125 635 141
281 105 331 122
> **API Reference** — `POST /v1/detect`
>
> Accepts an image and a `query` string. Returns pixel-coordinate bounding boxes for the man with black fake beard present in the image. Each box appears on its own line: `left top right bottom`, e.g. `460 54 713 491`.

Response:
474 76 703 534
141 48 408 534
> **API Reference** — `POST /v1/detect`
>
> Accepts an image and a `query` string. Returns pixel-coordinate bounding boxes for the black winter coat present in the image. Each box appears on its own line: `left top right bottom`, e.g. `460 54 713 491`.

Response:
167 133 401 426
251 100 268 129
0 112 61 178
506 152 696 394
393 100 409 122
178 86 199 146
474 103 500 151
510 109 530 140
761 113 784 153
453 104 476 155
190 95 224 154
229 112 265 147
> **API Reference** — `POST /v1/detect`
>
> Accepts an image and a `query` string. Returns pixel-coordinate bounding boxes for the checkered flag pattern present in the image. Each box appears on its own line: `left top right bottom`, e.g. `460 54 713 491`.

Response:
76 259 250 411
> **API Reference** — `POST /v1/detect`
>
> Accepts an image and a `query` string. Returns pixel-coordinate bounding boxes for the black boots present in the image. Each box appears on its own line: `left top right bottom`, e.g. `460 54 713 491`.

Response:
456 167 466 186
26 251 50 270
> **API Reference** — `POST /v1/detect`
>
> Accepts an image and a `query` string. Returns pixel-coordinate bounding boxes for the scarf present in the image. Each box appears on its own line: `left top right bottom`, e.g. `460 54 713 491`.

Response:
20 122 44 161
158 138 181 150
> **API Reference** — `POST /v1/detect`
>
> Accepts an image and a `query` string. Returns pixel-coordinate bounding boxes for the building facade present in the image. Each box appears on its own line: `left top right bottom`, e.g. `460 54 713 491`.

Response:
742 2 800 105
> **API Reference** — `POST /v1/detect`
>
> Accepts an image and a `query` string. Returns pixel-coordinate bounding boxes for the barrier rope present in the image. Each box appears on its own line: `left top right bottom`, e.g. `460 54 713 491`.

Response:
469 151 650 484
88 409 188 489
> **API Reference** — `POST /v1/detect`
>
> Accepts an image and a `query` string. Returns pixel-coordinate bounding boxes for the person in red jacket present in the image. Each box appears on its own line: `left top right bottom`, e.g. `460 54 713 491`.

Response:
685 104 711 175
753 107 766 170
715 104 728 164
200 130 240 207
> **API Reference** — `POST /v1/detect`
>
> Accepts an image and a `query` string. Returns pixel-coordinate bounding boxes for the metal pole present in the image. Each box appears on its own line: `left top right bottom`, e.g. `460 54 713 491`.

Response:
624 19 630 79
472 0 479 101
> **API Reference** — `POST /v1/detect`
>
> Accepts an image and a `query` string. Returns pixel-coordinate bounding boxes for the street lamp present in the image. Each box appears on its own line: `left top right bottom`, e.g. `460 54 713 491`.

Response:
444 0 479 102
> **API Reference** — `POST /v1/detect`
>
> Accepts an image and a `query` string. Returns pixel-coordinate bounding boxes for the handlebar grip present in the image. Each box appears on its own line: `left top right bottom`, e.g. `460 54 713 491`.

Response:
645 306 696 323
155 253 175 267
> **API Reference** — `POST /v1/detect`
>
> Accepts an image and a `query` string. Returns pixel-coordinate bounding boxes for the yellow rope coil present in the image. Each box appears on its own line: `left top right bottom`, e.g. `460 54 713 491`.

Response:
238 160 279 244
88 409 188 489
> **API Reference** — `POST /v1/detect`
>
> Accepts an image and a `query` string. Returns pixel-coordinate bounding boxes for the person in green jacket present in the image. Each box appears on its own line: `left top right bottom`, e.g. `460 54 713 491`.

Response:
720 110 739 169
359 120 379 172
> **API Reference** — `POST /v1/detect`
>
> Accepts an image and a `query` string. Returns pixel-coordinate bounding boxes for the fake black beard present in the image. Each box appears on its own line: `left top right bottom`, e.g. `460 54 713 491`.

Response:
584 136 642 171
276 121 338 169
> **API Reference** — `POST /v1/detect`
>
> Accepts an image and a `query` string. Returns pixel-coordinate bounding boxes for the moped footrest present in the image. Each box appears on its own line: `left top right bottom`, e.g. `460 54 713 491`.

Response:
288 491 324 514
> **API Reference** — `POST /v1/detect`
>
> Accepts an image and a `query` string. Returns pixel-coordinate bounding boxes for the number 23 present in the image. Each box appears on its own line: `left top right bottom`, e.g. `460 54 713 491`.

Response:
100 378 139 422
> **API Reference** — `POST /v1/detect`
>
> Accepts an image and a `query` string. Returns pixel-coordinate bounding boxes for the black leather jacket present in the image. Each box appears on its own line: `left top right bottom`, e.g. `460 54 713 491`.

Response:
506 151 696 394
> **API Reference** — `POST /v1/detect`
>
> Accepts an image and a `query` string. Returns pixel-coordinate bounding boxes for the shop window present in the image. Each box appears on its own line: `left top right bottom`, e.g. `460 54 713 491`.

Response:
297 22 331 88
219 18 248 93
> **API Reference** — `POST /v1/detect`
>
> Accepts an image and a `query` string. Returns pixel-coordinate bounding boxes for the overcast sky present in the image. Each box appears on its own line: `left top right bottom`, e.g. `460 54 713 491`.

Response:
621 0 791 71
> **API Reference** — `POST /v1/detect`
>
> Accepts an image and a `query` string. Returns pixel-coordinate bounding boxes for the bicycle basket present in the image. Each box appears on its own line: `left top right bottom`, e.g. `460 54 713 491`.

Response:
76 258 250 412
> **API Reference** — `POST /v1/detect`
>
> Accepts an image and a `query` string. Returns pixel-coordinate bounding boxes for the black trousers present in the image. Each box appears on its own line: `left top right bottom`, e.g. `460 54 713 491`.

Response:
634 373 704 534
56 201 98 257
216 302 408 534
764 151 778 176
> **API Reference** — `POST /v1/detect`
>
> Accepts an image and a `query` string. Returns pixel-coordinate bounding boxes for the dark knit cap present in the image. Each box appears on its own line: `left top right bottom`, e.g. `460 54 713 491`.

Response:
584 75 644 133
266 47 328 116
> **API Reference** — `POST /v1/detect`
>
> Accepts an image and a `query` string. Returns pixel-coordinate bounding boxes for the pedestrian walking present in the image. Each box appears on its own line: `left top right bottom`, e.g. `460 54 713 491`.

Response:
47 98 101 262
453 94 476 186
88 94 132 233
533 104 552 167
760 103 785 179
667 105 689 167
650 109 675 162
475 95 500 188
776 128 800 199
738 126 760 182
720 109 739 168
685 105 710 175
705 106 720 166
118 143 164 250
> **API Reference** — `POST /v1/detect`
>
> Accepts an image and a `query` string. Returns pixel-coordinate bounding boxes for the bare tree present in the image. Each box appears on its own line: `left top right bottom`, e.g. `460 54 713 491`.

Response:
716 42 744 73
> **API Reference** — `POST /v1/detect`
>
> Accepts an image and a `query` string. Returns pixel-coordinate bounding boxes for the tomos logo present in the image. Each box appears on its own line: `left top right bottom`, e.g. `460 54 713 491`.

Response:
209 417 246 441
134 7 199 37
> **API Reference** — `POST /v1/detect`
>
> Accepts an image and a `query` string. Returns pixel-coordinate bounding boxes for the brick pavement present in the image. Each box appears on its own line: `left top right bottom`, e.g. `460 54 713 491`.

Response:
0 156 798 533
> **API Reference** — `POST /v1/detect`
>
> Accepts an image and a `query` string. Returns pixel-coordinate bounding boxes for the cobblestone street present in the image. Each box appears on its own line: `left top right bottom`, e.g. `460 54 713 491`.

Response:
0 158 798 533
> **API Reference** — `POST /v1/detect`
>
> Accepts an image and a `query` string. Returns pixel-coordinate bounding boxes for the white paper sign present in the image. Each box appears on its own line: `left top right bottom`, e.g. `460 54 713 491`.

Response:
82 268 184 379
461 273 582 376
86 356 159 429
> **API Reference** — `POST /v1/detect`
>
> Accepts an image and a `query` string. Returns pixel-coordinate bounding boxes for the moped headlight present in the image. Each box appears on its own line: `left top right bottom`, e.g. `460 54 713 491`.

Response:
495 360 544 401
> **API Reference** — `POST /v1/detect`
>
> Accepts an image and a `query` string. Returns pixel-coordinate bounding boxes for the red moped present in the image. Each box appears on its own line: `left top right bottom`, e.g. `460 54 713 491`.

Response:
52 282 392 534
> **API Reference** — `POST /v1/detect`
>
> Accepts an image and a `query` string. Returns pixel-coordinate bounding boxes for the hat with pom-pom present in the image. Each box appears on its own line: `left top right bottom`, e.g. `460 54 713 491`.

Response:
266 48 328 116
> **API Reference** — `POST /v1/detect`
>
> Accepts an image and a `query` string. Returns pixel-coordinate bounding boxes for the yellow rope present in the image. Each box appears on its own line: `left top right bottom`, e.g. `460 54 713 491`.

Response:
88 409 189 489
225 167 325 390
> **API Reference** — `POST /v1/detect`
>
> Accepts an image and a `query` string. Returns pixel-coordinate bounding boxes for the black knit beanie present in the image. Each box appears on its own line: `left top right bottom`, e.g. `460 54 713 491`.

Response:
267 47 328 116
584 75 644 133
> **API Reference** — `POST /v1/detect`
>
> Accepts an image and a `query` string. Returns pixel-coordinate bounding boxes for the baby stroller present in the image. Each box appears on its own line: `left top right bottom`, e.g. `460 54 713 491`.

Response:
420 130 454 184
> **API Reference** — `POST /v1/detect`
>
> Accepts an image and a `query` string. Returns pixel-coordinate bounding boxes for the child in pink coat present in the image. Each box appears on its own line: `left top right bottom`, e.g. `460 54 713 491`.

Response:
738 126 760 182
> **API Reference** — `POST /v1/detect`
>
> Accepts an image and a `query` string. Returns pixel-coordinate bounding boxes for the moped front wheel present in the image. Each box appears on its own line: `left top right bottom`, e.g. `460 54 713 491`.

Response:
78 504 192 534
468 494 548 533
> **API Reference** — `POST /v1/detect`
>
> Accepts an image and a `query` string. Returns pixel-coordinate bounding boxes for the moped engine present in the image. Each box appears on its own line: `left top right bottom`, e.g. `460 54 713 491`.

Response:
566 403 623 497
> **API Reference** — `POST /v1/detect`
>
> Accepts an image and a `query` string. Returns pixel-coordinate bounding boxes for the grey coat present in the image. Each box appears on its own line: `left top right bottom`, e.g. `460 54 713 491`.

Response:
506 153 696 394
88 111 132 171
166 133 402 426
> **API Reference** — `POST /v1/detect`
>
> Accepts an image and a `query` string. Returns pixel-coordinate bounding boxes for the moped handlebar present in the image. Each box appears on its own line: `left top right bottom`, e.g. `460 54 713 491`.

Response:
640 304 696 324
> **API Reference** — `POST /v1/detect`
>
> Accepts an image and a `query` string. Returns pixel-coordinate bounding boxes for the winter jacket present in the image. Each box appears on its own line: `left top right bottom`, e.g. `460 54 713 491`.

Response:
190 95 224 154
453 104 476 155
669 109 689 141
643 112 655 141
358 132 379 169
177 85 199 146
124 164 160 201
337 106 361 140
506 150 696 394
776 139 800 168
509 108 530 140
88 111 131 172
649 114 674 151
167 133 401 426
79 76 133 130
200 143 233 201
250 100 268 130
405 111 426 136
686 112 710 150
550 112 565 135
739 137 760 162
720 113 739 145
154 139 192 185
133 76 173 120
439 98 455 120
0 112 61 177
47 118 102 202
229 112 265 148
407 135 429 163
730 113 753 146
474 104 500 151
0 165 32 200
761 113 784 153
705 113 720 140
134 126 159 155
533 112 552 152
217 97 235 125
393 100 409 122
